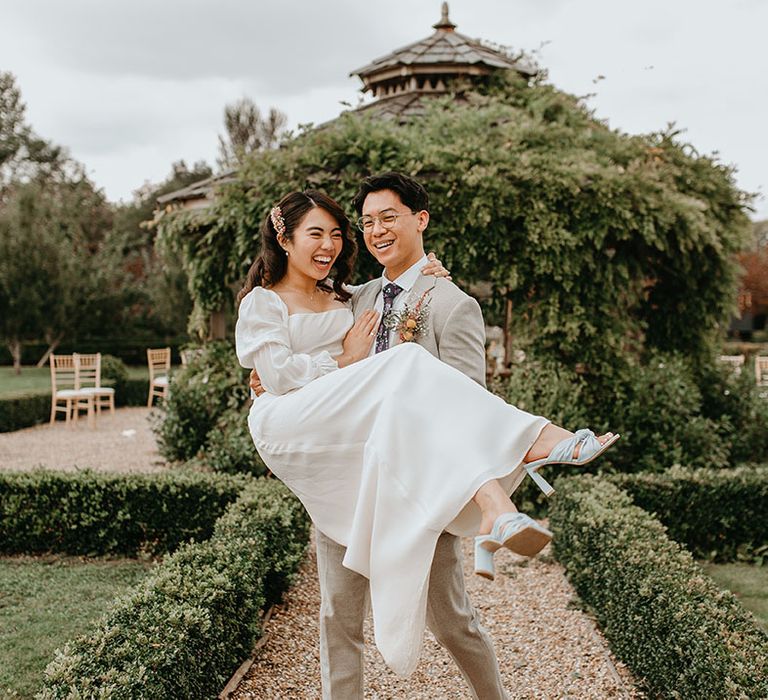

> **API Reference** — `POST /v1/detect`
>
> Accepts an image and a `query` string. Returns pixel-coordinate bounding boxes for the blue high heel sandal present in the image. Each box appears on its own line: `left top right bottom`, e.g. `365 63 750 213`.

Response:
525 429 620 496
474 513 553 580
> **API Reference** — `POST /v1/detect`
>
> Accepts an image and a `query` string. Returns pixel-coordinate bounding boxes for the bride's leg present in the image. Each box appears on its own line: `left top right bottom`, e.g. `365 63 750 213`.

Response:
473 480 518 536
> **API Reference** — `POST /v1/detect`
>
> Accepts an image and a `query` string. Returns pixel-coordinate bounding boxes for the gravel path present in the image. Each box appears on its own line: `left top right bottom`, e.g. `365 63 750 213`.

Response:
0 407 166 473
232 531 644 700
1 416 644 697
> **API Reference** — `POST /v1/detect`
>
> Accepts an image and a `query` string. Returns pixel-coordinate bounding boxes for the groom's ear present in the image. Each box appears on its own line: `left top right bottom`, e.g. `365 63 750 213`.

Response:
417 210 429 234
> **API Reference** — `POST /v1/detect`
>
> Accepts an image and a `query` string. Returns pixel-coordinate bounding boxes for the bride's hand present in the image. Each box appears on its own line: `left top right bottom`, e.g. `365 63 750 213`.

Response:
336 310 380 367
421 251 451 279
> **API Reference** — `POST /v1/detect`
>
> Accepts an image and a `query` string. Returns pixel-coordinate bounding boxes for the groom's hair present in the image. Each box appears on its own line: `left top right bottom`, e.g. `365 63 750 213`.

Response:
352 172 429 215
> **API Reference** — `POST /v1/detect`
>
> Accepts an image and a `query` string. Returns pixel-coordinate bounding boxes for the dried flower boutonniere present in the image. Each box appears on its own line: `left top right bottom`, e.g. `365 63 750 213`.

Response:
384 287 434 343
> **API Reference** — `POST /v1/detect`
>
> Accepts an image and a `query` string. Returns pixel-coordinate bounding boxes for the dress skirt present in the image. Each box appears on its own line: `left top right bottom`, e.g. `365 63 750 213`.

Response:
248 342 549 675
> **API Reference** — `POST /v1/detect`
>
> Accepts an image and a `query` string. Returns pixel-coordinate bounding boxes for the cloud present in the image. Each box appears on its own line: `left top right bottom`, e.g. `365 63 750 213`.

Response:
1 0 765 216
3 0 377 95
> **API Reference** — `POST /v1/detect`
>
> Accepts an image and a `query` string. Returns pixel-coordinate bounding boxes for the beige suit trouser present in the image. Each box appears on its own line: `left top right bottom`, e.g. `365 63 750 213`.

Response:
316 528 509 700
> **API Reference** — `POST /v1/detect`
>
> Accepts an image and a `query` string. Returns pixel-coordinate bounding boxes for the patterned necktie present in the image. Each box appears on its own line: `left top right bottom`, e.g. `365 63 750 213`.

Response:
375 282 403 354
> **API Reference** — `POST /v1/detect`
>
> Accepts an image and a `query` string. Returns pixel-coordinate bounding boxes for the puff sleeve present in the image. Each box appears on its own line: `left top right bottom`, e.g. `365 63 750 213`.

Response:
235 288 338 395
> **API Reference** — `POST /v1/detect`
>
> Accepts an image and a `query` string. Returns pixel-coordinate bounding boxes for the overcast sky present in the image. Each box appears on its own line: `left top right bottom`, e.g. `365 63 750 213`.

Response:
1 0 766 220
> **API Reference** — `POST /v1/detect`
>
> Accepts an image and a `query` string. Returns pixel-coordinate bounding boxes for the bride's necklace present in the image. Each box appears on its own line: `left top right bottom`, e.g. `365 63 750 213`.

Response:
283 284 322 306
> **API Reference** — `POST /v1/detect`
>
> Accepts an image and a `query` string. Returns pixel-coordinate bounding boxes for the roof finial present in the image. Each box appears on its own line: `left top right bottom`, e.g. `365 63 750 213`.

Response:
433 2 457 32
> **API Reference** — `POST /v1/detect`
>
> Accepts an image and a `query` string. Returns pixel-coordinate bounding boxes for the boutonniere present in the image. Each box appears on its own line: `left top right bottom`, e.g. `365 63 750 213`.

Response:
383 287 434 343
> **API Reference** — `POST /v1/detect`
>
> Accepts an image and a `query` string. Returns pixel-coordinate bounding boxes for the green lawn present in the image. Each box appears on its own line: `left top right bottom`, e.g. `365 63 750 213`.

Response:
700 561 768 630
0 555 155 699
0 366 149 399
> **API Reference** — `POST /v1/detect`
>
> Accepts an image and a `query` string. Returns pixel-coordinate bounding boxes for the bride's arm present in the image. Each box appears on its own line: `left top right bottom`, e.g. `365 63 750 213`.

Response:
235 290 339 395
245 308 380 397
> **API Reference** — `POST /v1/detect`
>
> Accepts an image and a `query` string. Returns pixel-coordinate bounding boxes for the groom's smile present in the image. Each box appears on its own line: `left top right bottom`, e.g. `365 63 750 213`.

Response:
361 189 429 280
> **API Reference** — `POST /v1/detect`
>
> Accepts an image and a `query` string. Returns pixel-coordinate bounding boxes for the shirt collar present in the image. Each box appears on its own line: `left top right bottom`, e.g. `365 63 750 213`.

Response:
381 254 429 293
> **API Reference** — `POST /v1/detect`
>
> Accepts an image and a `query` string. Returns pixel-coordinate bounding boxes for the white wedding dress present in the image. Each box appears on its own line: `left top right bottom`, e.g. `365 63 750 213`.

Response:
236 287 549 676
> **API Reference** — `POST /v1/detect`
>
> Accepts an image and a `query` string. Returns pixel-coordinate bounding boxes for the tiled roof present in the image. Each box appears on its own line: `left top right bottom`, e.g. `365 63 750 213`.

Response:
351 93 432 122
351 26 536 81
156 170 237 205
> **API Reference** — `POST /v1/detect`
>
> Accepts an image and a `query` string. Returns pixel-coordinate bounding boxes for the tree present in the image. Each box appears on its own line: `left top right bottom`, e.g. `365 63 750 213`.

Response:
737 220 768 327
0 71 63 191
0 175 126 372
109 159 213 337
157 72 752 378
217 97 287 170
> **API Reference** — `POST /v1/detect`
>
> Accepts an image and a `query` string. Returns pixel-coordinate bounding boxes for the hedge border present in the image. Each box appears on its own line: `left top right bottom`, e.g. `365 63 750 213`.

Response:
609 465 768 561
0 469 249 556
550 475 768 699
0 378 149 433
36 478 310 699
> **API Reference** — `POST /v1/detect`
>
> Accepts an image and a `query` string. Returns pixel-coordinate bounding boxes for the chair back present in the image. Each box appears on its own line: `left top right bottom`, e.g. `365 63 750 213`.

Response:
756 356 768 387
75 353 102 389
147 347 171 381
719 354 745 374
50 354 79 393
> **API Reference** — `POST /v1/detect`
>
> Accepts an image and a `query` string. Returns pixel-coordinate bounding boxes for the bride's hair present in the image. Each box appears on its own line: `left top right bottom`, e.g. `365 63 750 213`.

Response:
237 190 357 306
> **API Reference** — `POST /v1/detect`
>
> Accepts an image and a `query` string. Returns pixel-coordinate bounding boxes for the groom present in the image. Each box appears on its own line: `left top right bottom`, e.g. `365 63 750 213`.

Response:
253 172 509 699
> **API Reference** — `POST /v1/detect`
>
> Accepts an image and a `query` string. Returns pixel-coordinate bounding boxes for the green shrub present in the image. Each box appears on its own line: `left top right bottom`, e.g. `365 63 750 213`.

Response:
496 358 591 429
100 354 128 386
607 353 729 473
551 476 768 699
610 465 768 562
38 479 310 700
695 360 768 464
0 393 50 432
0 375 148 432
153 341 249 462
496 350 768 479
0 469 248 556
101 354 128 393
114 377 148 407
203 406 267 477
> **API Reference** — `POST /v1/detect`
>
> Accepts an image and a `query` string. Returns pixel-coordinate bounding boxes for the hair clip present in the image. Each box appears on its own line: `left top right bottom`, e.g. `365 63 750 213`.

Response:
270 206 286 236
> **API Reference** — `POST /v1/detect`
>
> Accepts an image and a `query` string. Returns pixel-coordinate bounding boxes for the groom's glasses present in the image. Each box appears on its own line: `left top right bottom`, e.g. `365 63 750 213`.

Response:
356 210 417 234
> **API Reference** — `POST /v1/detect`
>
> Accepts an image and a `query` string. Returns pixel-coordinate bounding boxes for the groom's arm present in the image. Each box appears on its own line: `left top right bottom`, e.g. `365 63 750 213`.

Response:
437 295 487 388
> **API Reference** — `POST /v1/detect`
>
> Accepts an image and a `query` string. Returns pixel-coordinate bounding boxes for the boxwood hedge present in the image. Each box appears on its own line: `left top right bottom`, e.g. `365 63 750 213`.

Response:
551 475 768 699
0 469 249 556
36 478 310 699
610 465 768 561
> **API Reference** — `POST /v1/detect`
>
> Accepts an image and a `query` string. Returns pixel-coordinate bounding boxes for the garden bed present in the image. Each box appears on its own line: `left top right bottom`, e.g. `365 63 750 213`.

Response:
0 469 310 698
550 470 768 698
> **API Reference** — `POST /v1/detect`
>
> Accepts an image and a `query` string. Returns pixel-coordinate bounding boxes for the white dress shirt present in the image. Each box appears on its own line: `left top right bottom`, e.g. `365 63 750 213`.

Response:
367 254 429 358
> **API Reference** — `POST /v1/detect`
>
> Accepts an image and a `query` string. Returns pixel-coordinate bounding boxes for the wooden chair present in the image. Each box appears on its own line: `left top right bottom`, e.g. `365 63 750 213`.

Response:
719 354 745 374
75 352 115 416
147 347 171 406
756 356 768 387
50 354 95 426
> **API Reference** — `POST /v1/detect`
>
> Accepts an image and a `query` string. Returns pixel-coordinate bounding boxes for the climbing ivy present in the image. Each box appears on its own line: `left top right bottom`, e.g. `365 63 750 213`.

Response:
155 72 752 374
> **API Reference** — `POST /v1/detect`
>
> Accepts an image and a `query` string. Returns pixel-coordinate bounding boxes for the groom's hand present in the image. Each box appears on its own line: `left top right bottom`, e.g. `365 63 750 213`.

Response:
249 369 265 398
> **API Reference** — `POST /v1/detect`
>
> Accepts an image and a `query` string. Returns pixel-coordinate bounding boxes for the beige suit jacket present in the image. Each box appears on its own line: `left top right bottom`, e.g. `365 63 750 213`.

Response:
351 274 487 387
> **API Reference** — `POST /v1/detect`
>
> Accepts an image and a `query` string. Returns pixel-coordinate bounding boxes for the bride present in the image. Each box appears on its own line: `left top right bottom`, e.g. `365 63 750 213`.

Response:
235 189 617 675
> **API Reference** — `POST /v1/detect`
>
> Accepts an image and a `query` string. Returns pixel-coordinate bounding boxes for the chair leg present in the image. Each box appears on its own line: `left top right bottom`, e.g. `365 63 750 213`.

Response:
109 394 115 415
50 400 56 425
147 385 153 407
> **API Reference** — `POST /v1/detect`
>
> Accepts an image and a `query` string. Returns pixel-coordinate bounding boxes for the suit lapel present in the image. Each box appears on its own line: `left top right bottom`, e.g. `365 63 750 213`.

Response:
353 279 382 319
405 275 437 308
